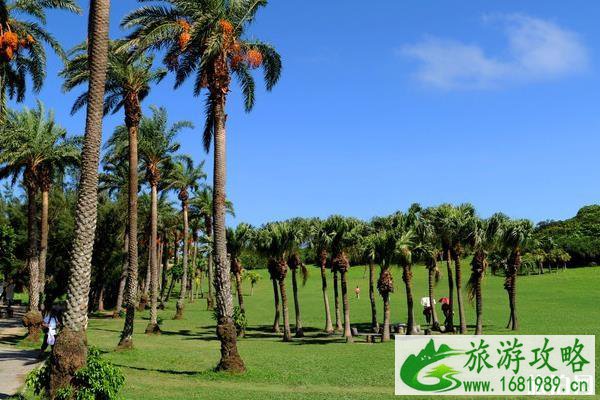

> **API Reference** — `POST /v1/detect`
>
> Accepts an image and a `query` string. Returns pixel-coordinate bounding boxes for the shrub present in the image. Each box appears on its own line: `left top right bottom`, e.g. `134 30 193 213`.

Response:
27 347 124 399
211 306 247 336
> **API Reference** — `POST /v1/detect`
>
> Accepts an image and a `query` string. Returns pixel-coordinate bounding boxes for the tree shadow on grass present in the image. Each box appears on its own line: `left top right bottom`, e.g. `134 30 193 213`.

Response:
114 363 202 376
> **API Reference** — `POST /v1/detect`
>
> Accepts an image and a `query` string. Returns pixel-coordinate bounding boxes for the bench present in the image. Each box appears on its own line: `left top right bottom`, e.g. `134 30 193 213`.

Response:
351 327 382 343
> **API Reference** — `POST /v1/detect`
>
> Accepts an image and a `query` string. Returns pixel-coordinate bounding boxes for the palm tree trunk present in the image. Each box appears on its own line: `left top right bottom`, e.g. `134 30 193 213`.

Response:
118 109 139 349
368 262 379 332
157 241 163 292
49 0 111 393
278 278 292 342
97 286 105 311
206 229 215 310
159 239 169 306
382 292 390 342
38 188 49 309
235 272 245 313
510 271 518 331
190 238 197 302
340 268 353 343
212 87 244 372
175 202 189 319
24 183 41 341
165 275 175 301
332 269 342 332
144 244 151 297
115 269 127 316
453 253 467 334
145 184 160 334
445 249 455 332
319 261 333 334
271 278 281 332
475 274 483 335
402 265 415 335
291 268 303 337
428 265 440 331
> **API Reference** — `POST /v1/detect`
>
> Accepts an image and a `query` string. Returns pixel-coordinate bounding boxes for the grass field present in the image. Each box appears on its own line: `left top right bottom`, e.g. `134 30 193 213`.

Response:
20 264 600 399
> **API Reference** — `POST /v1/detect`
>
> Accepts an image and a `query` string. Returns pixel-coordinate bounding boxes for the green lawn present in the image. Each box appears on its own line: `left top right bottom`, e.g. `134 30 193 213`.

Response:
22 264 600 399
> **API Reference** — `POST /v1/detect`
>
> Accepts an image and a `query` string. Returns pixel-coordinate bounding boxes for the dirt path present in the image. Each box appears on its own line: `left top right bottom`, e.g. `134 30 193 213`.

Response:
0 306 42 399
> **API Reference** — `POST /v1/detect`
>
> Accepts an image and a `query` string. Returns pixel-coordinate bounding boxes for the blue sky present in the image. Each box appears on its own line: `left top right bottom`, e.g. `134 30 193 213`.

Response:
12 0 600 226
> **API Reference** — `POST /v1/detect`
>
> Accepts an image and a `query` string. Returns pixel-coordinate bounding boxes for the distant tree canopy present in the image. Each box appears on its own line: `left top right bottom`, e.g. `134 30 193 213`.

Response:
535 205 600 265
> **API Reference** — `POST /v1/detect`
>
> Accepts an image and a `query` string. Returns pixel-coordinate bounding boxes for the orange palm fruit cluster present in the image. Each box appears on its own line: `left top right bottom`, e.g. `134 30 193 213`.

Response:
246 49 263 68
177 19 191 50
219 19 234 35
0 29 33 61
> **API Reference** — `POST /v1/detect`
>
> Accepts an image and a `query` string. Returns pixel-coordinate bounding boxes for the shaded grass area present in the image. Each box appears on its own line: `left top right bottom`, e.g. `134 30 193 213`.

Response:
20 264 600 399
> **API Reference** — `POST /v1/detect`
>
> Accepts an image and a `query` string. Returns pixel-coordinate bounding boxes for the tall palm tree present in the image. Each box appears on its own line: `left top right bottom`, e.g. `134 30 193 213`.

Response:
62 40 167 348
287 219 307 338
359 231 379 333
449 203 476 334
165 158 205 320
414 217 441 331
500 219 534 331
112 106 191 333
308 218 334 334
324 216 360 342
226 222 253 336
123 0 281 372
98 159 131 317
49 0 111 394
467 214 505 334
0 0 80 120
189 186 234 310
256 222 296 342
427 204 456 332
141 107 190 333
0 101 79 338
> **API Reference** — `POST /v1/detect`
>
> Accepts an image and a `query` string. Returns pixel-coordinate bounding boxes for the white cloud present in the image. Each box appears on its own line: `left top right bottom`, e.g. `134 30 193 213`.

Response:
401 14 589 89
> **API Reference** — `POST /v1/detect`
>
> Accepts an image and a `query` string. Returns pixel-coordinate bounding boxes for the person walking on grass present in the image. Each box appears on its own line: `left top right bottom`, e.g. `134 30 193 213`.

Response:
355 286 361 300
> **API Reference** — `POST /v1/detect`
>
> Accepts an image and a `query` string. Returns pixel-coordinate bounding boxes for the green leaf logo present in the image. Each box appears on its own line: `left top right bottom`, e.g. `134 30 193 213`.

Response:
400 339 463 392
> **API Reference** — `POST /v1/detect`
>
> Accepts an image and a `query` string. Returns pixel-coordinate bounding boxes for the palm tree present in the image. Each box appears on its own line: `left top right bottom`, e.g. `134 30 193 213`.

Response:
113 106 191 333
0 0 81 120
449 203 476 334
414 217 441 331
287 219 307 338
359 231 379 333
123 0 281 372
226 222 253 336
324 216 360 342
308 218 334 334
98 159 131 317
49 0 110 393
165 158 206 320
427 204 456 332
467 214 505 334
62 41 167 348
500 219 534 331
256 222 295 342
189 186 234 310
0 101 79 338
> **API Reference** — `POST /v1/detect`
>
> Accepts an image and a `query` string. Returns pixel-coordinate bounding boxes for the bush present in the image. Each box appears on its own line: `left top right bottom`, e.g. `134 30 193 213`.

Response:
27 347 124 400
211 306 247 336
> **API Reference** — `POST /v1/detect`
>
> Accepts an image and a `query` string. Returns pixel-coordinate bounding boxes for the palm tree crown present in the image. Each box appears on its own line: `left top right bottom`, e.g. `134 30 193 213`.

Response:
0 100 79 187
108 106 192 187
61 40 167 118
0 0 81 116
121 0 282 151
